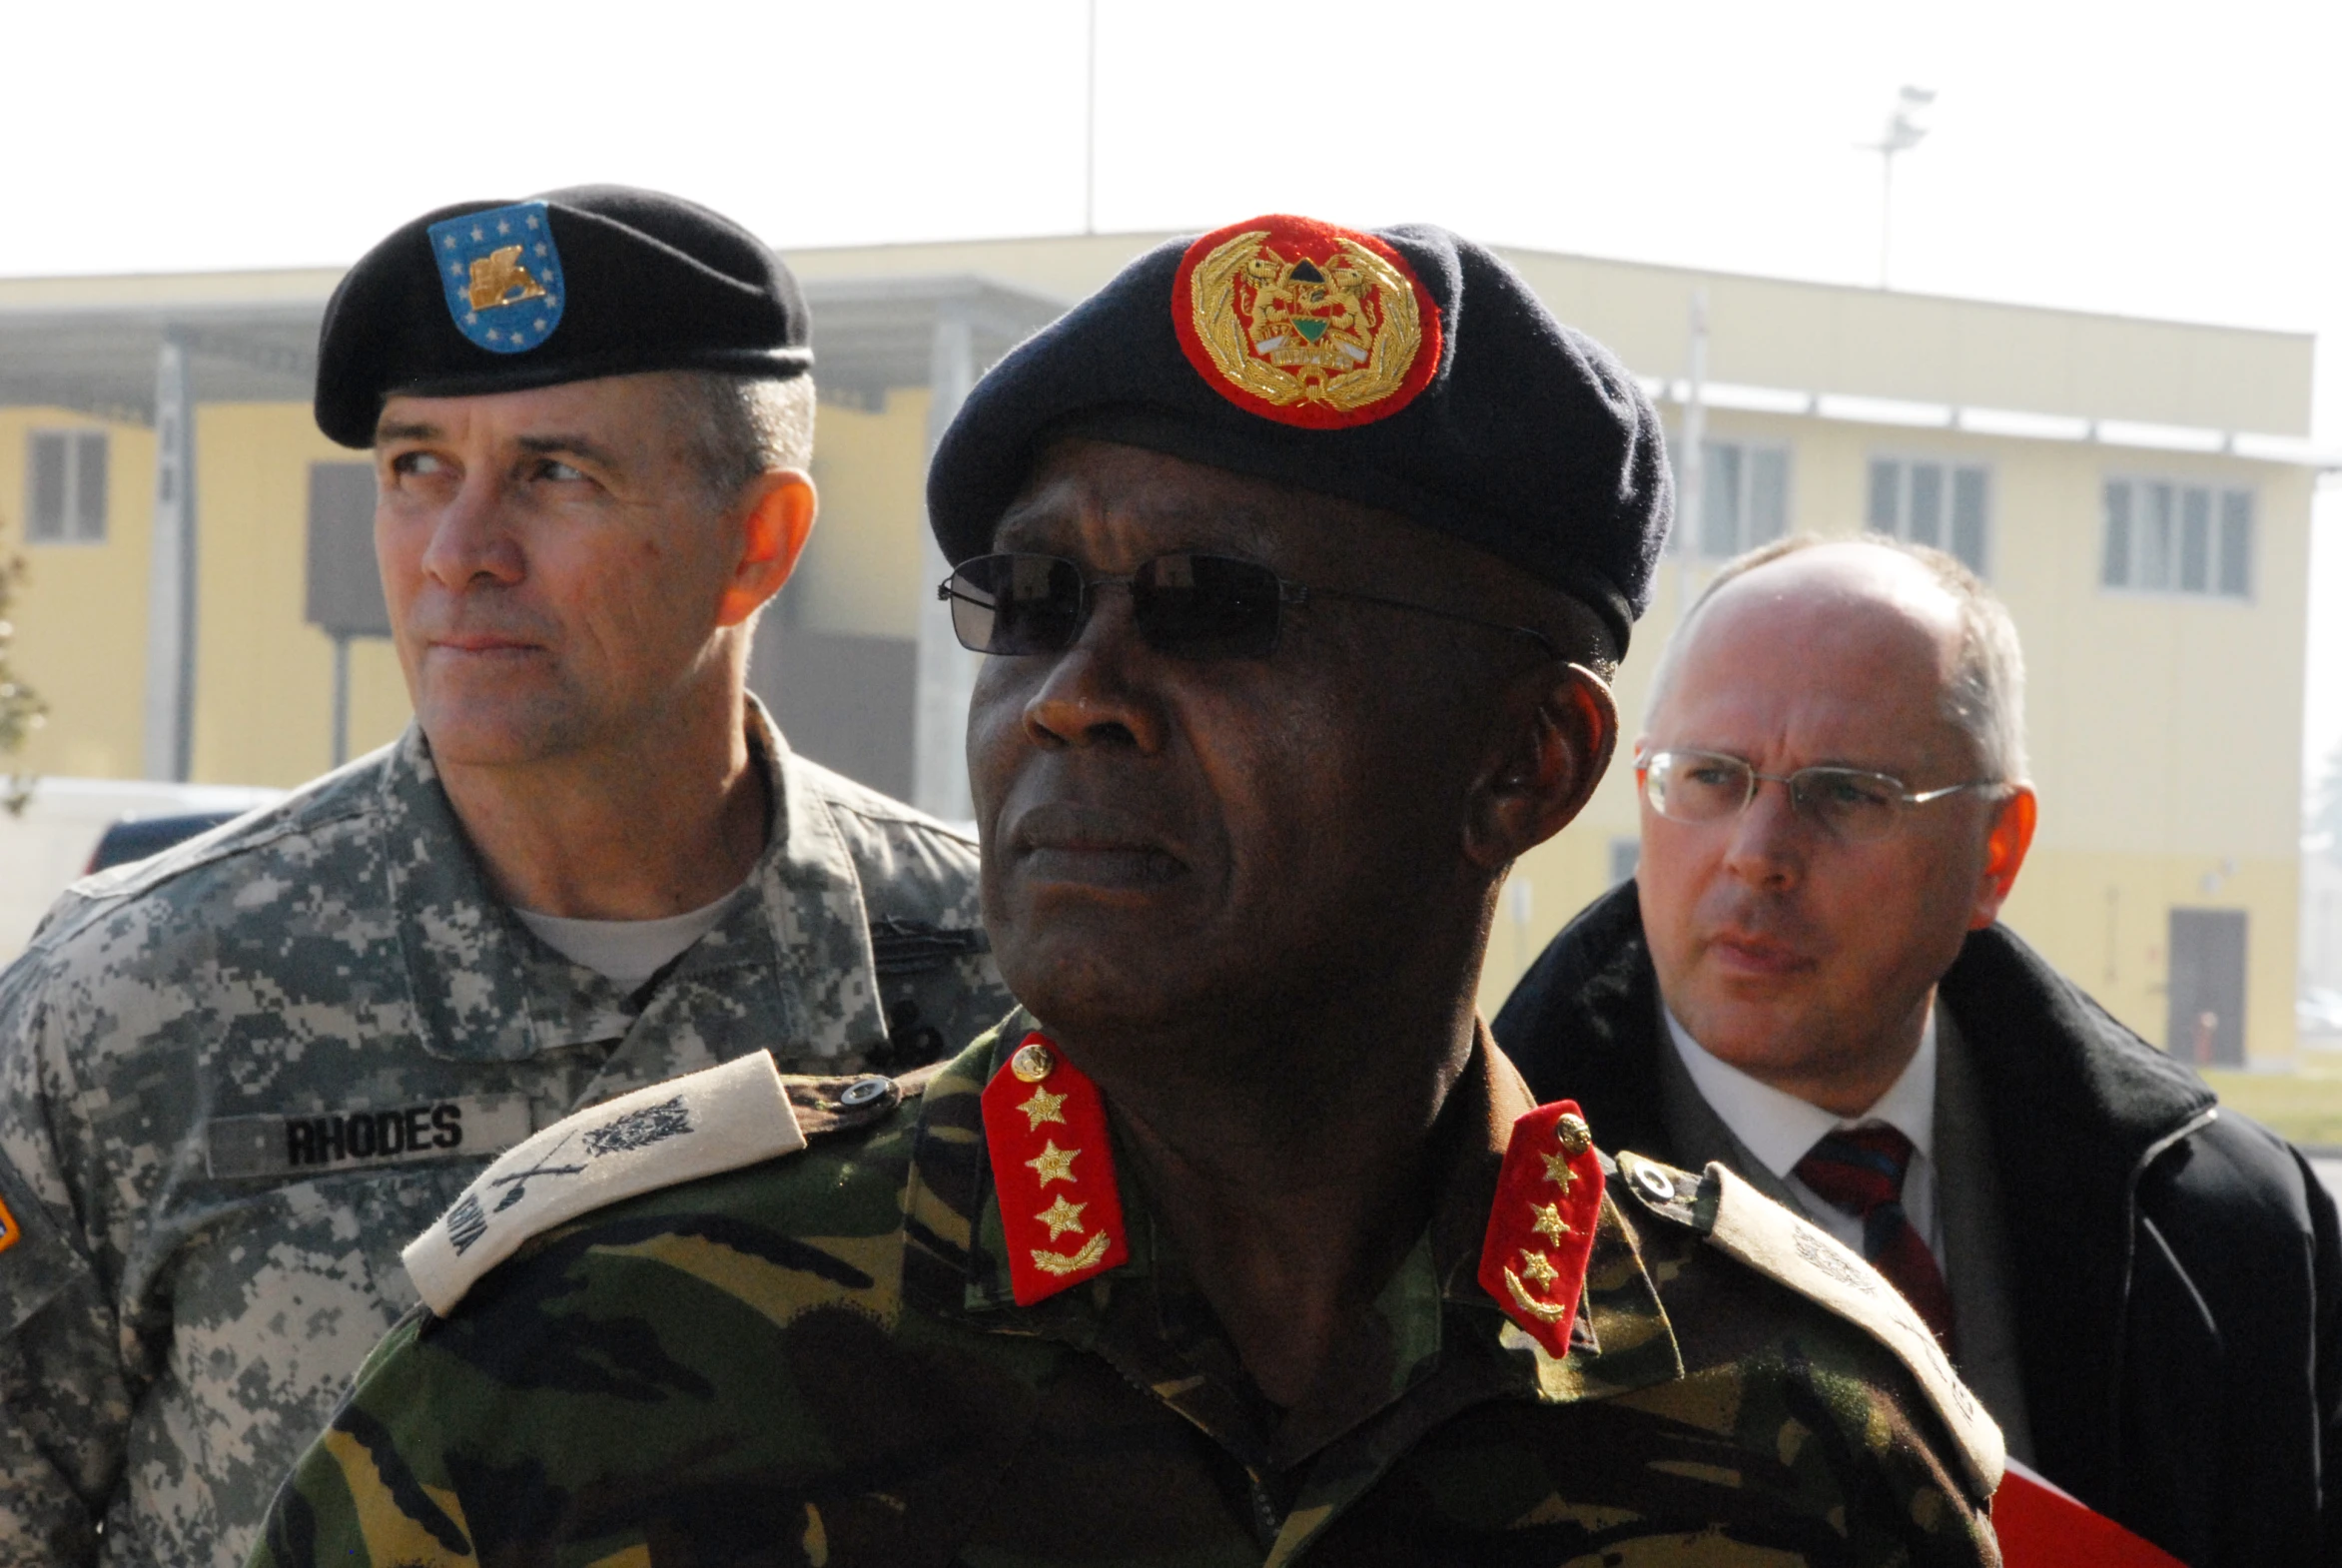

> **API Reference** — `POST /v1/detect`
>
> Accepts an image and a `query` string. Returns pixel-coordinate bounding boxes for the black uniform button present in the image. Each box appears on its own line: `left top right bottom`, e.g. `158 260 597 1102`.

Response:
838 1076 892 1109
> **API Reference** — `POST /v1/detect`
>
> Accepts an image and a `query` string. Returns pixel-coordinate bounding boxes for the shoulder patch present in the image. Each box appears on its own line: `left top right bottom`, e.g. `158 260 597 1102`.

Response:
1702 1162 2005 1500
0 1160 83 1338
402 1053 807 1316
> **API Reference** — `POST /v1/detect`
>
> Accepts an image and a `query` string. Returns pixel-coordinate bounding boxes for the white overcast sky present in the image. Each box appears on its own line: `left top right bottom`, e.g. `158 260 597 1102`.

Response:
5 0 2338 793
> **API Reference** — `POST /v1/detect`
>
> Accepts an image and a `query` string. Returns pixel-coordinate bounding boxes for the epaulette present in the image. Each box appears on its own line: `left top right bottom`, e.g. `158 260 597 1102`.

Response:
981 1033 1146 1305
402 1055 920 1317
1477 1100 1606 1358
1613 1151 2006 1501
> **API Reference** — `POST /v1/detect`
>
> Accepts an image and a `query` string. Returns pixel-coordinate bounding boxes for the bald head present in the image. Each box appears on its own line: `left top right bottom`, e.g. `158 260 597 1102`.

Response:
1649 536 2026 784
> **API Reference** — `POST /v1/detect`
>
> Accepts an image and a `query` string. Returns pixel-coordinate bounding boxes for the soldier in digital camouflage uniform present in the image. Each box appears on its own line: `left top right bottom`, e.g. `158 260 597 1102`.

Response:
0 187 1008 1568
254 215 2006 1566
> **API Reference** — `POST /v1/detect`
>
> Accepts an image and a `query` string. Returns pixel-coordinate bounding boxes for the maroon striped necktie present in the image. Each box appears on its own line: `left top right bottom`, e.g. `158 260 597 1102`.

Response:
1792 1125 1957 1353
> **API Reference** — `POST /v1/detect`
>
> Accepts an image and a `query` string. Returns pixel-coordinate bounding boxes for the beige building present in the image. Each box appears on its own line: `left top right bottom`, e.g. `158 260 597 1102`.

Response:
0 234 2329 1060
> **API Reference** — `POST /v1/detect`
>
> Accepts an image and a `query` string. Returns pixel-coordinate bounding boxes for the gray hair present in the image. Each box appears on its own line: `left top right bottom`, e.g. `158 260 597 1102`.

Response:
661 371 816 506
1646 532 2029 782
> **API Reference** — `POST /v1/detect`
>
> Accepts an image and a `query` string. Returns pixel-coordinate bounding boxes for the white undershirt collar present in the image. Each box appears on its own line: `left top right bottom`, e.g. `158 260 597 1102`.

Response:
514 885 748 993
1664 1003 1944 1262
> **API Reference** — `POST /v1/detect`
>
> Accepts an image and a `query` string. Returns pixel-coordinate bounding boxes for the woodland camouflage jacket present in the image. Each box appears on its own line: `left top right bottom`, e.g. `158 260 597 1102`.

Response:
0 705 1008 1568
253 1017 2001 1568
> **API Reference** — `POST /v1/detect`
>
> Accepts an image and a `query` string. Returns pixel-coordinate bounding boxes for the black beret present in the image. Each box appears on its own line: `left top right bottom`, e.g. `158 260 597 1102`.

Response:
927 215 1672 651
315 184 810 447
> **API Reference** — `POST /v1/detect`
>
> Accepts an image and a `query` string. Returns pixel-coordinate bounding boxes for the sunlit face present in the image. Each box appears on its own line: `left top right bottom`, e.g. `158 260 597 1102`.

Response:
1635 547 2009 1099
373 375 743 768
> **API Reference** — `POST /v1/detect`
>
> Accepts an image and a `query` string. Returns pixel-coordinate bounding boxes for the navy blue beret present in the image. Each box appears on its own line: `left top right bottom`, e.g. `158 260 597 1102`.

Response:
927 214 1673 651
315 184 811 448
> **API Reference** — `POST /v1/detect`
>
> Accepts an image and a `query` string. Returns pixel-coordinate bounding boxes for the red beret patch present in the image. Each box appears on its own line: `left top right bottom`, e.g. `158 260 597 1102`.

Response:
1171 214 1442 429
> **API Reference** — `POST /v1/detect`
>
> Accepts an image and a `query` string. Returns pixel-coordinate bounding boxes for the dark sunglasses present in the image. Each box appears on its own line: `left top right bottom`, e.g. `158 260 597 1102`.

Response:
937 552 1560 662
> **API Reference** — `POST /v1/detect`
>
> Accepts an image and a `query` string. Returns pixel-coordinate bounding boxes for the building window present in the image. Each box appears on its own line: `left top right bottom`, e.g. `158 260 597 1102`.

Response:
1866 456 1988 575
2100 477 2252 599
26 429 108 543
1673 439 1791 557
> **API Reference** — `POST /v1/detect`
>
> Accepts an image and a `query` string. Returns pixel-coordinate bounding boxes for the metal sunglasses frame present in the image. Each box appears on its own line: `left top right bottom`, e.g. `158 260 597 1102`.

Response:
937 551 1560 661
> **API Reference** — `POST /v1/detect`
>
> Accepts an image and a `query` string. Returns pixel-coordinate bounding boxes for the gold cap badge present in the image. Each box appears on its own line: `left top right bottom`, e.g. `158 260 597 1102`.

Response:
1172 214 1442 429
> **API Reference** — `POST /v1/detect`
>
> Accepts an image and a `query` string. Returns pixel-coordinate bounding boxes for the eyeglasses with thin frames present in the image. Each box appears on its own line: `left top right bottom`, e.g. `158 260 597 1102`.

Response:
1638 748 2003 843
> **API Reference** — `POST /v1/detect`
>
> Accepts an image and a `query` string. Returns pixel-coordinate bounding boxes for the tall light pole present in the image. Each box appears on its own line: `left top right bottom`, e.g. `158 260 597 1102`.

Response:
1083 0 1099 235
1858 85 1934 290
1678 288 1709 569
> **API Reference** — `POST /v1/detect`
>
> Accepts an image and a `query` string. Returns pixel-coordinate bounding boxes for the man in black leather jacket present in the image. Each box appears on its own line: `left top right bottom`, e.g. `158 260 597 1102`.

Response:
1497 535 2342 1568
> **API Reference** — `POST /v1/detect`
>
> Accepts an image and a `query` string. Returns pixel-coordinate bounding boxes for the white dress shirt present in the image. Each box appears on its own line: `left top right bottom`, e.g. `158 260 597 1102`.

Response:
1663 1007 1945 1268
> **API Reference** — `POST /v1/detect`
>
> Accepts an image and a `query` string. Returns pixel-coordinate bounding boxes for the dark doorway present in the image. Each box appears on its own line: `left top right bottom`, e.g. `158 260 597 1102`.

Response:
2166 908 2247 1066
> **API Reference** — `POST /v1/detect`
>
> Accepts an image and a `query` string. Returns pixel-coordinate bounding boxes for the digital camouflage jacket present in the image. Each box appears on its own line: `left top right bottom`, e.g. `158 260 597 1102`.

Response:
253 1016 2003 1568
0 705 1009 1568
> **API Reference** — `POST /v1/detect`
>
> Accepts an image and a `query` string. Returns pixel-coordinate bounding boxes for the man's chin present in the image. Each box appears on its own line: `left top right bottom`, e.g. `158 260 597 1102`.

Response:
995 927 1213 1043
1671 991 1825 1079
413 708 583 770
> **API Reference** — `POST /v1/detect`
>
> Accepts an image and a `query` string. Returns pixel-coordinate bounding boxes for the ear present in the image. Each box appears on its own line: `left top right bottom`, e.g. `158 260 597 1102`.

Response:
1966 784 2036 930
1463 663 1619 872
715 469 818 629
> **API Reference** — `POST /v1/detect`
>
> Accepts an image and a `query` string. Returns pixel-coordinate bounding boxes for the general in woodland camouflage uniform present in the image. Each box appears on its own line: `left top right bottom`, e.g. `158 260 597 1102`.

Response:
0 711 1003 1566
253 1016 1999 1567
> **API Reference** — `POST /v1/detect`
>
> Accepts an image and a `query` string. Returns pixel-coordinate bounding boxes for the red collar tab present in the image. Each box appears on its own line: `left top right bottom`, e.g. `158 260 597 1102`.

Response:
1477 1100 1605 1358
1171 214 1442 430
981 1033 1132 1306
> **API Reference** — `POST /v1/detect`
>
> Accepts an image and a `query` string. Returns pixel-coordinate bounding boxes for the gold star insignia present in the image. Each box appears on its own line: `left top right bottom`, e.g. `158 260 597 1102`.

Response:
1518 1248 1561 1289
1026 1140 1080 1186
1540 1150 1579 1193
1035 1194 1088 1240
1018 1086 1068 1130
1529 1201 1572 1243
